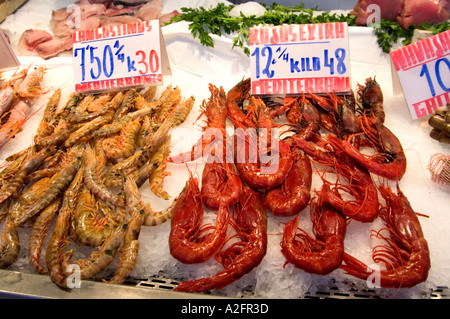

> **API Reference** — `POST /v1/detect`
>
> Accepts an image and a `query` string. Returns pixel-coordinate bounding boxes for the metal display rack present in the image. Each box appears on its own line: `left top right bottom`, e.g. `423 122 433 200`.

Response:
0 269 448 299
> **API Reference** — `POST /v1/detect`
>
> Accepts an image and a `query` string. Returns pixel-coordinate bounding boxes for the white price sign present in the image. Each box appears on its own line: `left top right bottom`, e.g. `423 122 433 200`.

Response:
72 20 171 93
390 30 450 120
249 22 351 95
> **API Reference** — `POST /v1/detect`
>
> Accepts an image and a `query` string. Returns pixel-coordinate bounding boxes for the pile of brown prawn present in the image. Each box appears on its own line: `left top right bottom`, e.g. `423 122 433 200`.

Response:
0 83 195 288
168 77 431 293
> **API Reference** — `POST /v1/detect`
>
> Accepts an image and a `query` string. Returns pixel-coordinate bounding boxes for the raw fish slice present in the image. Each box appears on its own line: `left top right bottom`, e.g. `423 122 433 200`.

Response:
397 0 450 28
134 0 162 21
18 29 53 53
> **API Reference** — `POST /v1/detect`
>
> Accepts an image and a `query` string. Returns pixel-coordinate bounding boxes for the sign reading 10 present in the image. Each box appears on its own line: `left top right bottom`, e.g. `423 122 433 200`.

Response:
419 57 450 96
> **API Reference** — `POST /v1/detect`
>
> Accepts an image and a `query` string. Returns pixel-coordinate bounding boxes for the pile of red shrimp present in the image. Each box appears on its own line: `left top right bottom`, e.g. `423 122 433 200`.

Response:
169 77 431 293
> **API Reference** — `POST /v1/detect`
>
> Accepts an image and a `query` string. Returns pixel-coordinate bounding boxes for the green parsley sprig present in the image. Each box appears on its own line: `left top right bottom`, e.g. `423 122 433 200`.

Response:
374 19 450 52
168 3 449 55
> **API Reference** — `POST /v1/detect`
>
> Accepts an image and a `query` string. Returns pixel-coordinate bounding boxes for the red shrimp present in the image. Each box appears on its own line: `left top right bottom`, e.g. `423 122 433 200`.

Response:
318 149 380 223
268 96 295 119
290 135 335 165
327 117 407 181
233 97 293 190
338 92 360 135
287 95 321 141
174 185 267 293
225 77 254 129
307 92 345 135
281 191 347 275
286 97 303 125
169 174 229 264
263 151 312 217
308 92 336 112
358 77 385 124
201 155 242 210
234 136 293 190
169 84 228 163
341 186 430 288
321 181 379 223
202 83 228 130
292 134 379 222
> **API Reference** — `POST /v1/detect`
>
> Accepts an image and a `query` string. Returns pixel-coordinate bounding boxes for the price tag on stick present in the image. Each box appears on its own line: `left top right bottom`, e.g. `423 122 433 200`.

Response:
249 22 351 96
390 30 450 120
72 20 171 93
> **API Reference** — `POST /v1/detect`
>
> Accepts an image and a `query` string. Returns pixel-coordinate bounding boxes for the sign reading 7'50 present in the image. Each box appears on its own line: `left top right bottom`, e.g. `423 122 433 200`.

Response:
72 20 169 93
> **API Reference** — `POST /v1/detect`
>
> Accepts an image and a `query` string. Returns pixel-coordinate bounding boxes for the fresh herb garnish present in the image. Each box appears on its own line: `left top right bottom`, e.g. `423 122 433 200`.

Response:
168 3 449 55
373 20 449 52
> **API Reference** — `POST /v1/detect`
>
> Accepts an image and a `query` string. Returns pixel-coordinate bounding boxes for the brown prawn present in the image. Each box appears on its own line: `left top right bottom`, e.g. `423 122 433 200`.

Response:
0 146 55 205
84 143 124 207
0 214 19 269
107 175 145 284
28 197 61 274
72 186 116 247
103 117 141 160
14 145 84 226
46 165 84 288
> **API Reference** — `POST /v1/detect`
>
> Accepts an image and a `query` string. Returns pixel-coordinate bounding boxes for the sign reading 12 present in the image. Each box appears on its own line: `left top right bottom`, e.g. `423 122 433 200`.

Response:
251 46 347 79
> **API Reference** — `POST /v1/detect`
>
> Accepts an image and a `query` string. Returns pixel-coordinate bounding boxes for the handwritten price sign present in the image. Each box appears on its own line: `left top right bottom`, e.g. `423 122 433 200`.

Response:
249 22 351 95
390 30 450 120
72 20 171 93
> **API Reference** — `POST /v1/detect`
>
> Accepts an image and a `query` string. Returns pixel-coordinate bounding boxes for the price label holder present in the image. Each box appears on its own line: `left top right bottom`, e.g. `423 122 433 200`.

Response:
249 22 351 96
72 20 171 93
390 29 450 120
0 31 20 71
